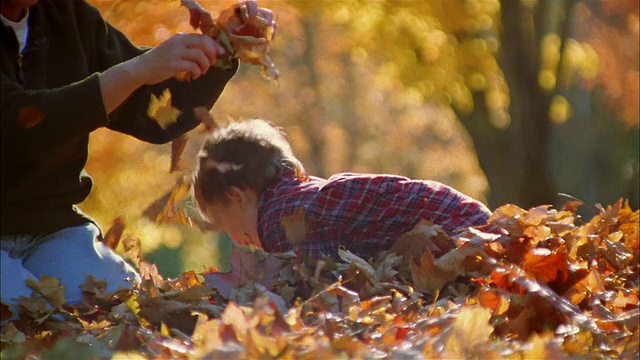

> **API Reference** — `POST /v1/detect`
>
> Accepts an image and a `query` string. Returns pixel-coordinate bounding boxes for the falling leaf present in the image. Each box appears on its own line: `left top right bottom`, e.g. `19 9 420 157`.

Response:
123 235 143 269
102 216 126 250
142 176 213 231
18 106 46 129
170 134 188 173
147 89 181 130
193 106 216 131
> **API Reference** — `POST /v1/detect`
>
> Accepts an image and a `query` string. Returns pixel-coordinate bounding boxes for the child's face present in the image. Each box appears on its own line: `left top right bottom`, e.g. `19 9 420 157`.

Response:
200 189 262 248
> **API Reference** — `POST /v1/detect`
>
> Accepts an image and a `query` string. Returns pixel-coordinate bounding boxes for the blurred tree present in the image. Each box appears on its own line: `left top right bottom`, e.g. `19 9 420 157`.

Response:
283 0 637 209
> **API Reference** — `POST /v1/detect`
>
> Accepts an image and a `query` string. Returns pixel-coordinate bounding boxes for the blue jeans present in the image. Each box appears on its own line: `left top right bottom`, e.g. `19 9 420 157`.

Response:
1 223 140 316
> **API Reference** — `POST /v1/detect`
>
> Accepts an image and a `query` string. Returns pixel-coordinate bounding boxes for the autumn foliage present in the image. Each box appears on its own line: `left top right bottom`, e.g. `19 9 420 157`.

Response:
2 199 638 358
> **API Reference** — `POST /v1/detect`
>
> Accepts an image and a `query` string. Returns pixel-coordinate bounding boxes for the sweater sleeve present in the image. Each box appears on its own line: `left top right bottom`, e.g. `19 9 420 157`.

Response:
0 71 108 155
77 2 238 144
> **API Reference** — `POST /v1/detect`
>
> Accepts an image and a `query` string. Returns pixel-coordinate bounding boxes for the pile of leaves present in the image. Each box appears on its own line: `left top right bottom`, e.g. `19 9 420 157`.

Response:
1 199 637 359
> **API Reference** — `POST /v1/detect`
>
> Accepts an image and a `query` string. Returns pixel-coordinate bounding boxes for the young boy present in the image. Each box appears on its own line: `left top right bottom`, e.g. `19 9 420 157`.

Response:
193 119 501 261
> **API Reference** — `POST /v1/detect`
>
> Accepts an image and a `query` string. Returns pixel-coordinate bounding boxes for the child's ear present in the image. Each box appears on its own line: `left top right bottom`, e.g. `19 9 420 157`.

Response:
227 186 250 209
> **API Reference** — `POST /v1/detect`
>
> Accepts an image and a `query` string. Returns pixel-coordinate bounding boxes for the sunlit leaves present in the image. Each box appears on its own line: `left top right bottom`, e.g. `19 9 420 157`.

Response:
2 199 638 358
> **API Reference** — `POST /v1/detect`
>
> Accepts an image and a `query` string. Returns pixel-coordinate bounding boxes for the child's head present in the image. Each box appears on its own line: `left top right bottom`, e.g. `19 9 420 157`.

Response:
192 119 303 245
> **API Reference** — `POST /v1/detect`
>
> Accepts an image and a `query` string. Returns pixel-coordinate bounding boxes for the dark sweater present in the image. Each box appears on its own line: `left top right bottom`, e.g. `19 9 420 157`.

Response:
1 0 237 236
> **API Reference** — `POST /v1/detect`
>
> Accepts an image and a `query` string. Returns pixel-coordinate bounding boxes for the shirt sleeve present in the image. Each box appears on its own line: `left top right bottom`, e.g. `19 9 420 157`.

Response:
78 2 238 144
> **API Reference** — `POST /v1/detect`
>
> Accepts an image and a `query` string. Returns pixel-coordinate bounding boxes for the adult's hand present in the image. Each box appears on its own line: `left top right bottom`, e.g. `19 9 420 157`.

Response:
132 33 227 84
99 33 226 115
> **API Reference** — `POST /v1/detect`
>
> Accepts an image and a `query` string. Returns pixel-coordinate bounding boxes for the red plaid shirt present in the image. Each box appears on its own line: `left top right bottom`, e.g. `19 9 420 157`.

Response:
257 172 497 260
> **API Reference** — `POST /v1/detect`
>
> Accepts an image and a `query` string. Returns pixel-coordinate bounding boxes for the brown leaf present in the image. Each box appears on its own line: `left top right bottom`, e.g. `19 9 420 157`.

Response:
387 220 454 260
102 216 126 250
123 235 143 269
194 106 216 131
1 301 13 322
18 106 46 129
409 248 456 293
180 0 216 36
202 248 291 298
26 275 66 310
170 134 188 173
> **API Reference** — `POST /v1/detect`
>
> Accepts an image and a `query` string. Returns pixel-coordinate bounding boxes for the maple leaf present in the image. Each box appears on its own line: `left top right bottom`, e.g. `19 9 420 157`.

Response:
26 275 66 310
410 243 485 293
142 176 213 231
18 106 46 129
147 89 181 130
442 305 494 358
202 247 292 298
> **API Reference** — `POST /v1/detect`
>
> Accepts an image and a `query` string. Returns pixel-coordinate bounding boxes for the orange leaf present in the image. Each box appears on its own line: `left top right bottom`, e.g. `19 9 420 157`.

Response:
522 245 569 284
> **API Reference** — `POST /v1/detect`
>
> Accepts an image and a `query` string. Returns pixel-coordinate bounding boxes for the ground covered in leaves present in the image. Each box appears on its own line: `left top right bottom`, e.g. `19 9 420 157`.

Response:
1 200 638 359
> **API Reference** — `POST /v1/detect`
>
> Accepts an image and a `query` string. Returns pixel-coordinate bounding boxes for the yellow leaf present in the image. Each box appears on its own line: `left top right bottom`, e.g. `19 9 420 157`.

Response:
147 89 181 129
443 305 493 358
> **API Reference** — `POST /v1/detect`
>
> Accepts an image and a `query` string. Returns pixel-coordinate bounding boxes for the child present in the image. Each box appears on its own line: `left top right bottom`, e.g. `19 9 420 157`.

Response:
192 119 501 261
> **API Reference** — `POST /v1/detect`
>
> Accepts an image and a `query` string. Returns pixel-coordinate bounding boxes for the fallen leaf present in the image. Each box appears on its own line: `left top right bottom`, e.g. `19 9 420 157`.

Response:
442 305 494 358
26 275 66 310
